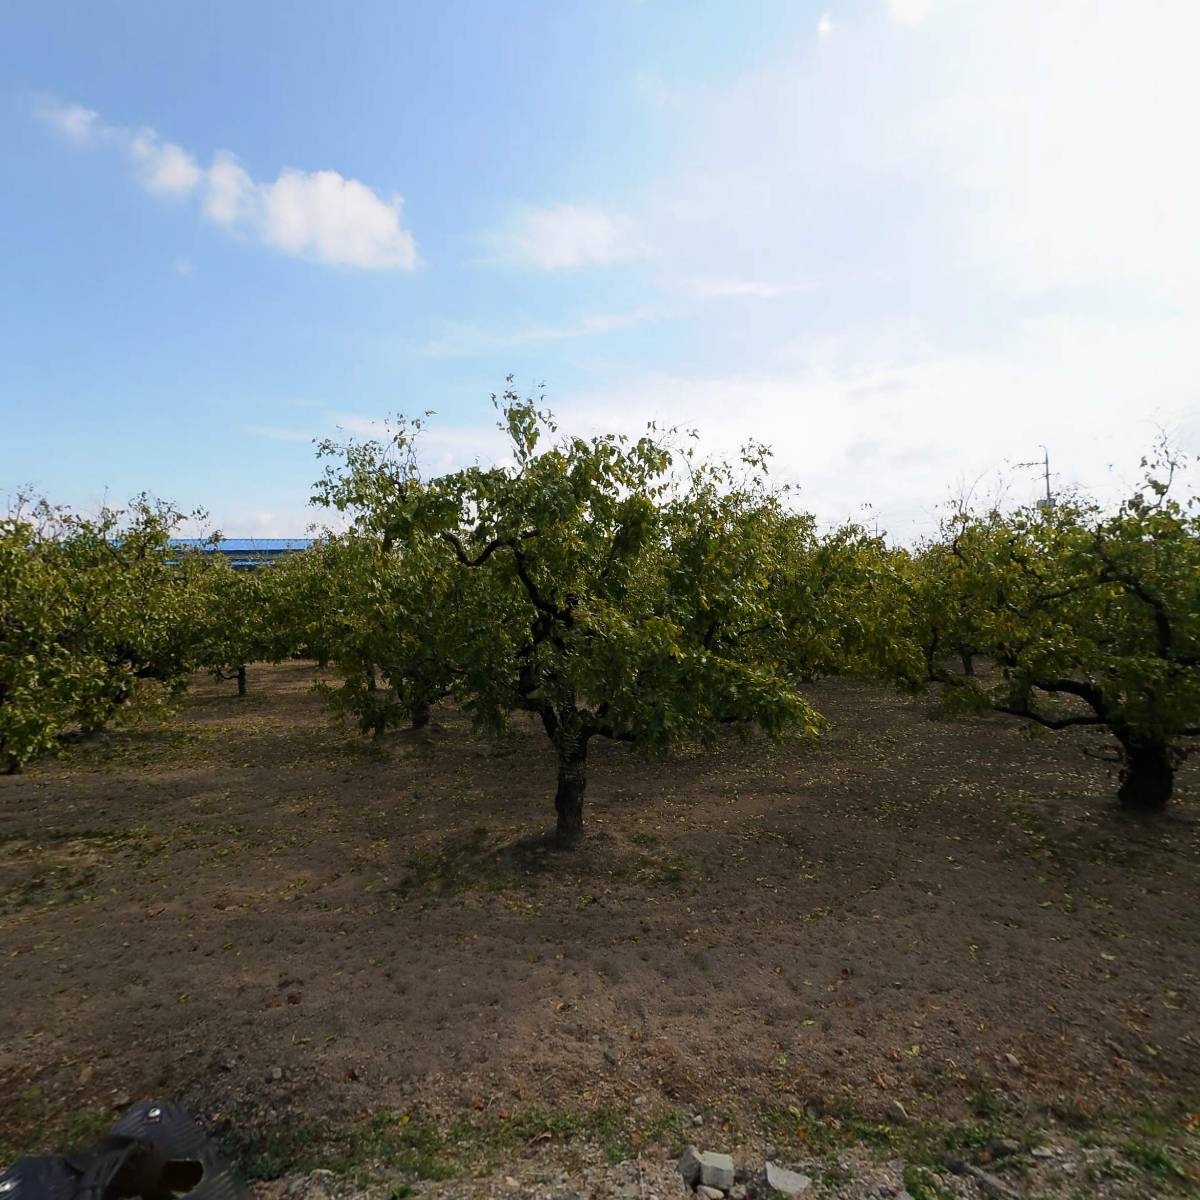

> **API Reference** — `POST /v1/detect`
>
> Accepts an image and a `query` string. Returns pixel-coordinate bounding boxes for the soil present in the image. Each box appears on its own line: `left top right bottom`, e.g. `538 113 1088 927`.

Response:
1 662 1198 1191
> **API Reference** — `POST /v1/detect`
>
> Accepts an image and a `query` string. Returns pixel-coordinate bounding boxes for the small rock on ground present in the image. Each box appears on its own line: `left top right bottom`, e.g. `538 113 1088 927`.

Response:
677 1146 704 1188
764 1163 812 1196
698 1153 735 1192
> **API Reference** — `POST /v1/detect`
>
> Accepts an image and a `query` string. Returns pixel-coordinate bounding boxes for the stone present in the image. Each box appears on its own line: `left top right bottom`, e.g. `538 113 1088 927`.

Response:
1004 1052 1021 1069
268 1066 283 1082
762 1145 778 1163
699 1153 736 1191
308 1171 336 1186
730 1187 748 1200
697 1188 725 1200
693 1113 705 1127
967 1167 1018 1200
883 1099 909 1124
988 1138 1020 1158
280 1170 338 1200
1031 1146 1054 1159
941 1156 1020 1200
764 1163 811 1196
678 1147 704 1188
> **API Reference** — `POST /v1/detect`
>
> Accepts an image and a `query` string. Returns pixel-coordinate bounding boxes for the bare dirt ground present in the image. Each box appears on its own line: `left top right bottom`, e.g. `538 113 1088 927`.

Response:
2 663 1198 1197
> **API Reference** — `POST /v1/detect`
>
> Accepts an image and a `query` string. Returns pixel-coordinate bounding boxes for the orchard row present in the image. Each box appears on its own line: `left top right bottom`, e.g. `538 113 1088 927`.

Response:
3 391 1197 841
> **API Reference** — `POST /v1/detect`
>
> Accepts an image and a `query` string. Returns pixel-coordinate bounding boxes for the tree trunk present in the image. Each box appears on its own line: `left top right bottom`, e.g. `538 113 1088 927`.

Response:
411 700 431 730
959 650 975 676
1117 738 1174 812
554 737 588 849
237 665 247 697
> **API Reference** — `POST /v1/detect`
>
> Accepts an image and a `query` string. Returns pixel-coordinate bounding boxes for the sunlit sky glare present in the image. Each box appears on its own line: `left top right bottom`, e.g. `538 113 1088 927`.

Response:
3 0 1198 543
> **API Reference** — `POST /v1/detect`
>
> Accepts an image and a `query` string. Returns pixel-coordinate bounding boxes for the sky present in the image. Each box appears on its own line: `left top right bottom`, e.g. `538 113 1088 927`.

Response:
3 0 1199 543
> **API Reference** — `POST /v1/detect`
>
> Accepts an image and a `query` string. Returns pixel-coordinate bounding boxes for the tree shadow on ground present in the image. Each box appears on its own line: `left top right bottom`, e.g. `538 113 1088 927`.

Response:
389 825 647 902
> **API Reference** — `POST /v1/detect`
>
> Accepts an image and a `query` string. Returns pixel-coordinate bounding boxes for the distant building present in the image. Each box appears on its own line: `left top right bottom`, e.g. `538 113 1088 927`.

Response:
167 538 315 570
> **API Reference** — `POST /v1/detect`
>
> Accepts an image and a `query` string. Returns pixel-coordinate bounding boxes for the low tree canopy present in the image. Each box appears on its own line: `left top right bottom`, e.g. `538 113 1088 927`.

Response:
313 386 825 845
0 495 203 772
905 447 1200 811
7 392 1196 829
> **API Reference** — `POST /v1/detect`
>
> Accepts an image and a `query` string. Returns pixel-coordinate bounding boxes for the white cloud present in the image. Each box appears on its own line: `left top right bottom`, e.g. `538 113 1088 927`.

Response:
329 413 513 474
128 130 202 196
686 277 810 300
204 152 256 226
295 308 1198 544
487 203 644 269
418 308 660 356
37 98 418 270
247 425 315 443
173 256 194 277
255 307 1196 541
249 411 513 479
924 3 1200 299
632 72 686 113
39 100 101 143
550 314 1200 543
260 168 417 269
595 0 1200 369
181 506 322 538
887 0 933 25
817 13 834 37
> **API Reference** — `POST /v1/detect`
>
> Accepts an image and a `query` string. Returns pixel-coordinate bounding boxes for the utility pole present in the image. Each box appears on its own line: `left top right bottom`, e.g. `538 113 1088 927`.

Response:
1039 445 1052 508
1016 445 1054 512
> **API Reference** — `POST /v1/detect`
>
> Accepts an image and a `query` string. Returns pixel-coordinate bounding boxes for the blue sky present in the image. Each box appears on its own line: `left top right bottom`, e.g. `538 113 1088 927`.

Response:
3 0 1198 541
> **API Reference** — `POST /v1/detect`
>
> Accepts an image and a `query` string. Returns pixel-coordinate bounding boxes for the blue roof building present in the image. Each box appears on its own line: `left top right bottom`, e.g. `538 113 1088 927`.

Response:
167 537 315 569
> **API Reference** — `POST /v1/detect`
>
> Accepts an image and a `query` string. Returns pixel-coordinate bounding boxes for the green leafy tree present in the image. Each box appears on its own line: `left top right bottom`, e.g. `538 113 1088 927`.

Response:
913 448 1200 812
301 533 453 736
1 494 203 771
770 517 923 685
186 553 277 696
257 537 346 668
311 417 459 732
314 386 823 846
1 499 101 771
907 536 990 680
